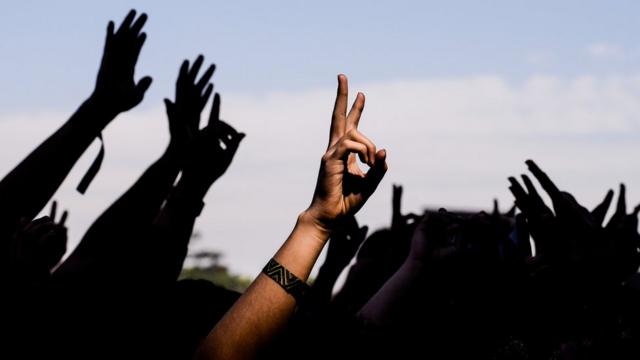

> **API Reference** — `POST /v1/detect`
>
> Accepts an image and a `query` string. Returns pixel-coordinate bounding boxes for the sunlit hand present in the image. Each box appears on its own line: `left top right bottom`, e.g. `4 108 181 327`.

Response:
91 9 152 117
164 55 215 151
306 75 388 231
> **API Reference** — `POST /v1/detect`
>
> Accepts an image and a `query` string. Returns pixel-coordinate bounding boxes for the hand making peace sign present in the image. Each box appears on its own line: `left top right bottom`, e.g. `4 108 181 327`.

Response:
306 74 388 231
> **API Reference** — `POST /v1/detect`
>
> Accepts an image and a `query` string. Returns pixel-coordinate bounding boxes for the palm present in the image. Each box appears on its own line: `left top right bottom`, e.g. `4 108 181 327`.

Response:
93 10 151 115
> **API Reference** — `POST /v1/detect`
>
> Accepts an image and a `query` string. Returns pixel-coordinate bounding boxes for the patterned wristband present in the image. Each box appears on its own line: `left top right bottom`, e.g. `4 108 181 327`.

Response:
262 258 310 303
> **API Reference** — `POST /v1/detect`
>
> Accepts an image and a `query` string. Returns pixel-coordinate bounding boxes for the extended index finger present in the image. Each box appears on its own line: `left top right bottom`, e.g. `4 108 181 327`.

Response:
525 160 561 200
329 74 348 147
50 201 57 220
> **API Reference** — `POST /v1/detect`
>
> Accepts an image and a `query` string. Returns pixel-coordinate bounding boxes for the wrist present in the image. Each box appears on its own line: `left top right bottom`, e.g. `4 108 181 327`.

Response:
298 210 332 244
85 94 120 119
71 96 118 134
179 173 211 199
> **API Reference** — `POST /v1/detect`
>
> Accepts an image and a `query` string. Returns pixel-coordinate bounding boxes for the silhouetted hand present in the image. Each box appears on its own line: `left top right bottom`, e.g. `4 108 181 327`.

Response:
306 75 388 230
11 201 68 279
325 216 368 271
508 160 611 271
164 55 215 152
91 9 152 118
601 184 640 280
181 93 245 194
407 211 459 264
391 184 420 231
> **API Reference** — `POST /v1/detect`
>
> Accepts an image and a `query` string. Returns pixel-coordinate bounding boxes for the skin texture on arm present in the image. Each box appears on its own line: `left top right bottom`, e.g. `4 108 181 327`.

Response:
196 74 388 360
0 10 151 244
53 56 216 285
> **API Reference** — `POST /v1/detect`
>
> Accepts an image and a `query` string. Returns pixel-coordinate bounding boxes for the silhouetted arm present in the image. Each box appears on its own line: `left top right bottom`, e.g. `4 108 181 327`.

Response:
196 74 388 360
0 10 151 241
151 93 245 282
310 216 367 306
54 56 215 281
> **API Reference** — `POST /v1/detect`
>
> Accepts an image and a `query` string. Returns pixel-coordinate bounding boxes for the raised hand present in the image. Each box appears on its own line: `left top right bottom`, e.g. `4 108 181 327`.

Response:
325 216 368 271
602 184 640 280
508 160 613 270
306 75 388 230
391 184 420 231
10 201 68 281
181 93 245 195
407 211 460 264
91 9 152 118
164 55 215 151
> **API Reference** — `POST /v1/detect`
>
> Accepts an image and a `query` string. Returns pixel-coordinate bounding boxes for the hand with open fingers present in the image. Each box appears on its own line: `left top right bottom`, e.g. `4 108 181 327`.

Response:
165 55 216 152
182 93 245 192
508 160 607 269
11 201 68 279
91 9 152 117
306 74 388 232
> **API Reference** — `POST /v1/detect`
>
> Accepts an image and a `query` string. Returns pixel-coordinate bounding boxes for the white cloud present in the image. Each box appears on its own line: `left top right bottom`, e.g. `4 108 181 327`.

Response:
1 73 640 277
587 43 623 59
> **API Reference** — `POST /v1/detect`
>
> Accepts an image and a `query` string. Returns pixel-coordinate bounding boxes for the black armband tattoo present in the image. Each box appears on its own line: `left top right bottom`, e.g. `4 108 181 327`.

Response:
262 258 310 303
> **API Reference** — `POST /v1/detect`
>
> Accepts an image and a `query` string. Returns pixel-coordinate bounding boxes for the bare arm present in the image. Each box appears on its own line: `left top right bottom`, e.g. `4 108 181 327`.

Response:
0 10 151 242
196 74 388 360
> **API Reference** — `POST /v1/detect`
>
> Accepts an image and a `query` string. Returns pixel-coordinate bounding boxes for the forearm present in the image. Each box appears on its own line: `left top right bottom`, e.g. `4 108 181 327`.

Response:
0 97 112 235
54 145 180 279
357 259 425 327
311 263 344 303
149 178 206 280
196 212 330 360
92 144 181 228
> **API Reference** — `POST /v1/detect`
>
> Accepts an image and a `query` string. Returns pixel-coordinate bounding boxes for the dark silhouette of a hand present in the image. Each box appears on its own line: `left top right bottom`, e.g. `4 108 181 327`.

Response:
507 160 639 281
181 93 245 193
508 160 598 266
391 184 420 231
407 211 460 264
600 184 640 281
10 201 68 282
164 55 215 151
91 9 152 118
326 216 368 271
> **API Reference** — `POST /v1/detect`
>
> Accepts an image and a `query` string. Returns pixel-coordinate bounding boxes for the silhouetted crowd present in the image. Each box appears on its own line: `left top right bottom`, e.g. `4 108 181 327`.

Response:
3 9 640 360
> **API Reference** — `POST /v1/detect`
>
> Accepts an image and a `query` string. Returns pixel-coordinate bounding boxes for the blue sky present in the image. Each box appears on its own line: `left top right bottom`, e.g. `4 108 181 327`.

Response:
2 1 639 111
1 1 640 277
